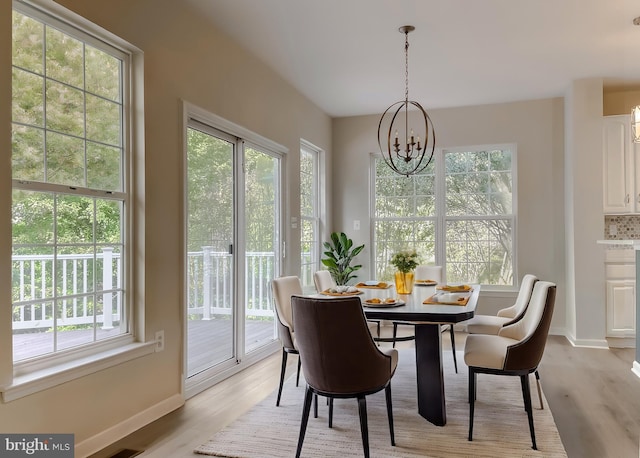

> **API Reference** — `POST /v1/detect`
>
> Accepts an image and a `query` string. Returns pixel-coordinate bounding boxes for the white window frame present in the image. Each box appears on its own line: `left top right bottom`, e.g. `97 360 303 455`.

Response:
370 143 517 290
2 0 150 403
299 140 321 292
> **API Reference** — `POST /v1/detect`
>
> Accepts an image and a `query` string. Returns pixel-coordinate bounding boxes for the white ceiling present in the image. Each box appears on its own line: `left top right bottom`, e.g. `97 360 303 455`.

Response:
183 0 640 117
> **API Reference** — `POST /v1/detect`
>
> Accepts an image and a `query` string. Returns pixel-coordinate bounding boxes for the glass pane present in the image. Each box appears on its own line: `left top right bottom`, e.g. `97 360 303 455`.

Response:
374 219 435 280
45 26 83 88
244 146 277 353
86 45 121 102
56 296 95 352
46 131 85 186
186 127 235 377
12 67 44 126
87 142 122 191
445 218 512 285
46 80 84 137
12 190 54 245
95 200 122 244
12 124 45 181
55 195 95 244
13 302 54 360
12 11 43 74
86 93 121 146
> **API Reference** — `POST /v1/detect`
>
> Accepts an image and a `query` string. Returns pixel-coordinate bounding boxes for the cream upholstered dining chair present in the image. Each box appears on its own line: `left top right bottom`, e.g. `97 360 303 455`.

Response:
313 270 381 340
464 281 556 450
465 273 538 335
271 276 303 406
391 265 458 373
464 273 541 405
414 265 444 285
291 295 398 458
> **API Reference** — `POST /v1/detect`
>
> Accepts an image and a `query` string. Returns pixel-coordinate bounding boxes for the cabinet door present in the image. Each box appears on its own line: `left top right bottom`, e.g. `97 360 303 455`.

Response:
603 115 632 213
606 279 636 337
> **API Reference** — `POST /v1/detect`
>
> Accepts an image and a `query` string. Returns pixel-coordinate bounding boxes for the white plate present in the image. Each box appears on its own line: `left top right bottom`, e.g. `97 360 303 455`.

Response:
363 299 405 308
415 280 437 286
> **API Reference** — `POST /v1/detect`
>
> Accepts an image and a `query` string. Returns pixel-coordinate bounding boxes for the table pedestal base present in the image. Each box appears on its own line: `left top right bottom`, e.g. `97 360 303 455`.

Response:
415 323 446 426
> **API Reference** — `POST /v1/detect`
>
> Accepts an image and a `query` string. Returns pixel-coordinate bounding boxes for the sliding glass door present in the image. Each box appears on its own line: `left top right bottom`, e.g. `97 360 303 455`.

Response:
185 115 282 396
186 124 236 378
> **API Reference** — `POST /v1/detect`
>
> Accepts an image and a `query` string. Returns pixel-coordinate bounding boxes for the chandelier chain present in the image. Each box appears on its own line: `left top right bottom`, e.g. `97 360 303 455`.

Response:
404 31 409 102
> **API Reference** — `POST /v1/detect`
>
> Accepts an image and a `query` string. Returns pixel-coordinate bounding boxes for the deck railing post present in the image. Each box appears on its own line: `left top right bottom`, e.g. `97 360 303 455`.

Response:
203 246 213 320
102 247 114 329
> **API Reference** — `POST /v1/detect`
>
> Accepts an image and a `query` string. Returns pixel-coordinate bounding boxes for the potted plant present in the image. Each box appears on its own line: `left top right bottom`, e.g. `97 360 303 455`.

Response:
390 249 420 294
321 232 365 286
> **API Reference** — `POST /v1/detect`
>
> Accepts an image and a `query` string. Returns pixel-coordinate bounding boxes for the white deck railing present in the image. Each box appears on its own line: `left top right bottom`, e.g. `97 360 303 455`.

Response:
12 249 275 331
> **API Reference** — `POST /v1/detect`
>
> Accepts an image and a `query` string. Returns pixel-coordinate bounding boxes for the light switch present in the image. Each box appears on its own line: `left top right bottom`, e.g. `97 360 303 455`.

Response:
353 220 360 231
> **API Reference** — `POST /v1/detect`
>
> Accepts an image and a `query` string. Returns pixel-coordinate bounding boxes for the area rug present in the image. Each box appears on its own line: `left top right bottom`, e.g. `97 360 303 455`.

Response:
194 349 567 457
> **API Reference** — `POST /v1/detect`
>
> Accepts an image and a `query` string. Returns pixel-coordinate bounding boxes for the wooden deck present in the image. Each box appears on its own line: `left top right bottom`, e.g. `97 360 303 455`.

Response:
13 318 277 372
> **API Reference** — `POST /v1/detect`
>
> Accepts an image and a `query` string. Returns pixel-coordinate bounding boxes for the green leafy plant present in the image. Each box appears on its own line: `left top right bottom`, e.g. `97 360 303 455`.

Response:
390 249 420 273
321 232 365 286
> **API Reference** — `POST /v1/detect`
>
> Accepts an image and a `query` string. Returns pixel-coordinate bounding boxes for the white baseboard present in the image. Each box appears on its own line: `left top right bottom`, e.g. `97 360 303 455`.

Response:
565 335 610 349
75 393 184 457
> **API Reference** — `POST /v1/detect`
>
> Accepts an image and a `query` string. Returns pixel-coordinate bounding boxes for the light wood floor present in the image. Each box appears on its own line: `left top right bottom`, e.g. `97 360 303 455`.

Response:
90 330 640 458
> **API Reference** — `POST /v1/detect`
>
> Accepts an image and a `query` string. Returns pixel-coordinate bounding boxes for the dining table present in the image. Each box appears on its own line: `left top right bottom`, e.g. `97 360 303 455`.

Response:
356 282 480 427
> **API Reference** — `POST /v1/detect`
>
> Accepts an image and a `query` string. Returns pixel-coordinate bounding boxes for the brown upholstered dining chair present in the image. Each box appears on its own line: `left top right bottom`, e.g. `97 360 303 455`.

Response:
463 281 556 450
313 269 381 340
291 295 398 458
271 276 303 406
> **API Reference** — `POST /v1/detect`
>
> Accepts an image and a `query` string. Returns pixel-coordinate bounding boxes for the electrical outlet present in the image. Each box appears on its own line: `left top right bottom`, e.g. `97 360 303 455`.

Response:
610 224 618 236
155 330 165 352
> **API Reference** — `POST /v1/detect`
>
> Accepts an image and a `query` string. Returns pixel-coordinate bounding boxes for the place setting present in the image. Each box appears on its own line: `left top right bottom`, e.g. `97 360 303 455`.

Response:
362 297 405 308
424 284 473 305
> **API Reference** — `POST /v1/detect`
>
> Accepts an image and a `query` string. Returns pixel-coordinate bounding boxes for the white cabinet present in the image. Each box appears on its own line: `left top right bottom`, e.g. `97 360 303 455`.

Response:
605 250 636 340
603 115 640 213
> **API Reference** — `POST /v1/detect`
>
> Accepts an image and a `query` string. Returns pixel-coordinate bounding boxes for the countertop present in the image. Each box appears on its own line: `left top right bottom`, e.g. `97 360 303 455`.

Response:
597 240 640 249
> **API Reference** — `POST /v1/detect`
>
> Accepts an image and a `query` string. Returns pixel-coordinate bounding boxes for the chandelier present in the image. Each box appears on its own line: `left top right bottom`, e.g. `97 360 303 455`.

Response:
378 25 435 177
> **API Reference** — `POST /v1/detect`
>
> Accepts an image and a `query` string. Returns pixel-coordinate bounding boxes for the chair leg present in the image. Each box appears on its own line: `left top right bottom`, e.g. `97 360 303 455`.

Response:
449 325 458 374
296 355 301 387
520 374 538 450
276 348 287 406
328 397 334 428
392 322 398 348
295 387 314 458
468 368 475 441
384 384 395 446
357 395 370 458
534 370 544 410
314 393 318 418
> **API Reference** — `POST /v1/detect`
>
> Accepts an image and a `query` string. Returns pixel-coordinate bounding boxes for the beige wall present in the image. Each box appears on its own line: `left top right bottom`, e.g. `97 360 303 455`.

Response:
0 0 331 453
332 98 568 330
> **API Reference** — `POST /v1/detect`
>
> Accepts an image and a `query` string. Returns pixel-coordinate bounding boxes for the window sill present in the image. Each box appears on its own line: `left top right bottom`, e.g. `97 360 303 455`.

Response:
1 341 156 402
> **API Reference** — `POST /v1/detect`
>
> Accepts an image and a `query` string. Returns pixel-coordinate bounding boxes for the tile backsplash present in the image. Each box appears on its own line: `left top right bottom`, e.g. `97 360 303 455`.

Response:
605 215 640 239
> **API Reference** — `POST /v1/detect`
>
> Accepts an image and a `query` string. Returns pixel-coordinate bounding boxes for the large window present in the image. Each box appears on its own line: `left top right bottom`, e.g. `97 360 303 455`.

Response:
299 141 320 291
372 145 515 286
11 3 132 363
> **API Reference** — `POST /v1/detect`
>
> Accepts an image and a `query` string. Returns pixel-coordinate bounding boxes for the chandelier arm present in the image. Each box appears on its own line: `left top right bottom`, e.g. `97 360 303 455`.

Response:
378 102 404 173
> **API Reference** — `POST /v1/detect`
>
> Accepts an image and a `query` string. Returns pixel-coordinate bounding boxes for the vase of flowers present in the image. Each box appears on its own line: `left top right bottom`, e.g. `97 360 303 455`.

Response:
390 250 419 294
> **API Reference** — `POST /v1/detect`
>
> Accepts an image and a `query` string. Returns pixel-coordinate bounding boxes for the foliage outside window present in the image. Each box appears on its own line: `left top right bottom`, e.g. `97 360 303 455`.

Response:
11 5 130 362
300 142 320 291
372 146 515 286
